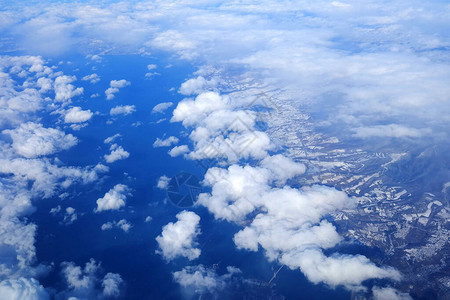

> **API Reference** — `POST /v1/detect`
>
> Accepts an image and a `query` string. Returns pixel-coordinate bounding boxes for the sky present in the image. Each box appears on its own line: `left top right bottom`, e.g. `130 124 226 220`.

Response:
0 1 449 299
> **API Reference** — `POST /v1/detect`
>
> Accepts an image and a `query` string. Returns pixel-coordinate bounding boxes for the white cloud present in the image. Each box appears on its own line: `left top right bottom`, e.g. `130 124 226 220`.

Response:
157 175 170 189
0 218 37 277
197 163 401 290
173 264 241 295
156 210 201 261
81 73 100 84
0 55 111 298
0 157 108 199
104 133 121 144
147 64 157 71
61 259 100 290
54 75 83 102
352 124 428 138
0 278 49 300
171 92 228 127
36 77 52 93
50 205 61 215
372 286 412 300
260 154 306 185
2 122 78 158
61 259 122 299
105 79 130 100
101 219 132 232
280 249 401 290
95 184 130 212
102 273 123 297
152 102 173 114
63 207 77 225
64 107 93 123
171 92 273 162
104 144 129 163
145 64 159 77
168 145 189 157
153 136 179 148
110 105 136 116
173 265 224 294
179 76 217 95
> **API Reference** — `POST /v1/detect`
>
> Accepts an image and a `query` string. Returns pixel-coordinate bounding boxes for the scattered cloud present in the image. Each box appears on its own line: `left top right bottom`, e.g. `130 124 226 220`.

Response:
64 106 93 123
104 133 121 144
171 92 273 162
60 259 123 299
2 122 78 158
95 184 130 212
63 207 78 225
152 102 173 114
153 136 179 148
156 210 201 261
372 286 412 300
54 75 83 102
104 144 129 163
81 73 100 84
110 105 136 116
105 79 130 100
168 145 189 157
101 219 132 232
0 278 49 300
102 273 123 298
179 76 217 95
157 175 170 189
198 162 400 290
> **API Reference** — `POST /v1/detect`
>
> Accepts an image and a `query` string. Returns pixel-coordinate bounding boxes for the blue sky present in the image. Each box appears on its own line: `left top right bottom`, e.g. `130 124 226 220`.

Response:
0 1 448 299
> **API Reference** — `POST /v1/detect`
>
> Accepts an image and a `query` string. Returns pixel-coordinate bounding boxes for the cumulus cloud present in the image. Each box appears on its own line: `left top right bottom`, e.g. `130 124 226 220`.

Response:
105 79 130 100
152 102 173 114
280 249 401 290
104 133 121 144
171 92 273 162
104 144 130 163
101 219 132 232
102 273 123 297
2 122 78 158
179 76 217 95
372 286 412 300
0 158 108 200
153 136 179 148
168 145 189 157
81 73 100 84
156 210 201 261
63 207 78 225
173 265 241 297
36 77 52 93
60 259 122 299
0 55 111 298
145 64 159 77
157 175 170 189
0 278 49 300
260 154 306 185
64 107 93 123
95 184 130 212
197 162 400 290
109 105 136 116
54 75 83 102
